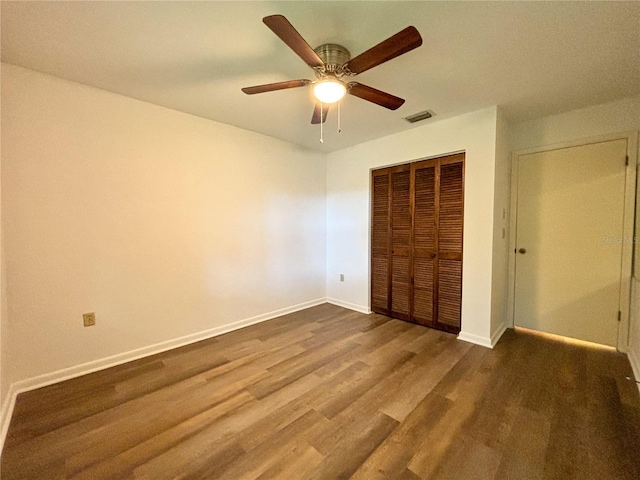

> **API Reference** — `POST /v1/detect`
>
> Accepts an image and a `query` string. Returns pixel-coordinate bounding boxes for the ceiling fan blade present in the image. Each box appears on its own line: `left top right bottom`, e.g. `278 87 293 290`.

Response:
241 79 311 95
263 15 324 69
348 83 405 110
311 103 330 124
345 26 422 75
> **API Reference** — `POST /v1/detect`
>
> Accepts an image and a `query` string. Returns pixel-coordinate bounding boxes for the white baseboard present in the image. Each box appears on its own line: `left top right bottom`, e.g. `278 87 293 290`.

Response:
490 323 507 348
629 344 640 394
326 297 371 314
457 330 494 349
0 386 18 456
0 297 326 453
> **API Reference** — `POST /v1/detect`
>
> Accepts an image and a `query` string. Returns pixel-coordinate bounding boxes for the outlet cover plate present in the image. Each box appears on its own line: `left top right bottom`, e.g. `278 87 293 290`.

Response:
83 312 96 327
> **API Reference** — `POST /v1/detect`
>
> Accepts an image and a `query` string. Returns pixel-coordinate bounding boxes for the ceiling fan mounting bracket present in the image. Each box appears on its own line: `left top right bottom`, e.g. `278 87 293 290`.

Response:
313 43 351 78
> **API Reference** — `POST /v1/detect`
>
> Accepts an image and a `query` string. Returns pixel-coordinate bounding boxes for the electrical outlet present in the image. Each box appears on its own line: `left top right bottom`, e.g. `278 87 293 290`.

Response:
340 274 345 282
83 312 96 327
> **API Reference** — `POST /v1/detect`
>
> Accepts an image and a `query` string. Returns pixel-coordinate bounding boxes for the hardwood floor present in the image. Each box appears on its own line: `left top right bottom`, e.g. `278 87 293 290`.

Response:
2 303 640 479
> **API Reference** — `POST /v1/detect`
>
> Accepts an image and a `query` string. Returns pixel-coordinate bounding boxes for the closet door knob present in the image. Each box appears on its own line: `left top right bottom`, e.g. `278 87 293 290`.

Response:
518 248 527 254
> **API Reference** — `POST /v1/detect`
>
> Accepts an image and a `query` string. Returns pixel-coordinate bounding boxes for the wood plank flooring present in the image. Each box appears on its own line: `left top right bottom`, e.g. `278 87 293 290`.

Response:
2 303 640 479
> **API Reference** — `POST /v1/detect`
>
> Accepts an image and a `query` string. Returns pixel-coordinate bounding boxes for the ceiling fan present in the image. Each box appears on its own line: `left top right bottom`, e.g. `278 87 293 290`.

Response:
242 15 423 125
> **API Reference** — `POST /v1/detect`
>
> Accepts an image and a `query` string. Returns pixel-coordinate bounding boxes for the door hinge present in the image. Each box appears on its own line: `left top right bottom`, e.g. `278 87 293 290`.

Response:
626 155 629 166
618 311 622 322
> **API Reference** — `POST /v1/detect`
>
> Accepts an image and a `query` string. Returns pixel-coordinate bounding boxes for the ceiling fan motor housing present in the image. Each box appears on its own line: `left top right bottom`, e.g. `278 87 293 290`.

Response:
314 44 351 76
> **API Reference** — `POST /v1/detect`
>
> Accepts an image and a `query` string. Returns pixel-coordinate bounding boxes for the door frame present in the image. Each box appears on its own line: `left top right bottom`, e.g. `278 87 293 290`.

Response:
506 132 639 352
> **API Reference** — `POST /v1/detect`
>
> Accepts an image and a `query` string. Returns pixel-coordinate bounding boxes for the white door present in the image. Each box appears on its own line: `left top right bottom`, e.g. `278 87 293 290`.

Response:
514 139 628 347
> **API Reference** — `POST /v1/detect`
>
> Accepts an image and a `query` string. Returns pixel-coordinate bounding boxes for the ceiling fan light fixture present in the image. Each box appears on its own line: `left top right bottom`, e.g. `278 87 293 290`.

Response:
313 78 346 104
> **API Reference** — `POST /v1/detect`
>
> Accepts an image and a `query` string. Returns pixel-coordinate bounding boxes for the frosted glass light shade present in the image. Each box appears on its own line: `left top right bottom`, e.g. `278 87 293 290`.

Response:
313 79 346 104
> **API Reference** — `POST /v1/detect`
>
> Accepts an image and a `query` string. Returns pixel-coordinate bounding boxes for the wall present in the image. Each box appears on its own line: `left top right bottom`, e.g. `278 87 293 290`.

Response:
490 109 512 342
511 95 640 386
326 107 499 346
0 64 327 404
511 96 640 151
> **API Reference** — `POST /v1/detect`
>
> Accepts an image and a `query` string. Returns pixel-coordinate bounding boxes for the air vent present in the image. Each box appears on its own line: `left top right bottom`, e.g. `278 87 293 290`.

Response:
404 110 434 123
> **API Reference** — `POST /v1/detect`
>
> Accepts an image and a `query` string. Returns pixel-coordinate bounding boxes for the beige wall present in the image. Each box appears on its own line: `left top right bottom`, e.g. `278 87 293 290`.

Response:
511 96 640 151
0 64 327 403
325 107 499 346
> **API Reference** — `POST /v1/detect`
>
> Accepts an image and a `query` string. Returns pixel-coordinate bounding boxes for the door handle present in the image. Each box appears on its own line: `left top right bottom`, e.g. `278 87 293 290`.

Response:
518 248 527 254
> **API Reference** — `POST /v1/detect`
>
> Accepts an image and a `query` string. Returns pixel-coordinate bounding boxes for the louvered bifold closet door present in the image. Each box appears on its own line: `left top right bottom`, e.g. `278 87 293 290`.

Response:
436 156 464 332
371 170 391 315
370 153 464 333
390 166 412 320
411 160 437 327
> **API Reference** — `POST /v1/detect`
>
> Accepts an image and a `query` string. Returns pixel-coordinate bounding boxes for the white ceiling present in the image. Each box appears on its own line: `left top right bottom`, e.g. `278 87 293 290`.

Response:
2 1 639 152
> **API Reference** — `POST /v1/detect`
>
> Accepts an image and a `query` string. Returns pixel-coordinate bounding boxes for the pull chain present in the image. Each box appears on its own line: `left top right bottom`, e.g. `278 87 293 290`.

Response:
320 101 324 144
337 100 341 133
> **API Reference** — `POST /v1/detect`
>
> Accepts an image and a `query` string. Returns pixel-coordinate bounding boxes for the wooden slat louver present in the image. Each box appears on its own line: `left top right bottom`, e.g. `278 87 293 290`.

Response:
390 167 411 319
438 259 463 327
413 165 436 250
371 172 391 314
413 257 434 324
412 162 436 326
435 159 464 332
438 162 464 254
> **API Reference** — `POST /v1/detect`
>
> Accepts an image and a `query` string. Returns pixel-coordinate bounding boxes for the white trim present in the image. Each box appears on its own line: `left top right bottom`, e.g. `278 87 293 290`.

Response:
512 132 638 157
0 386 18 454
491 323 508 347
618 132 638 352
507 131 638 352
0 297 326 453
457 331 493 349
506 152 519 329
326 297 371 314
457 324 506 349
628 346 640 394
